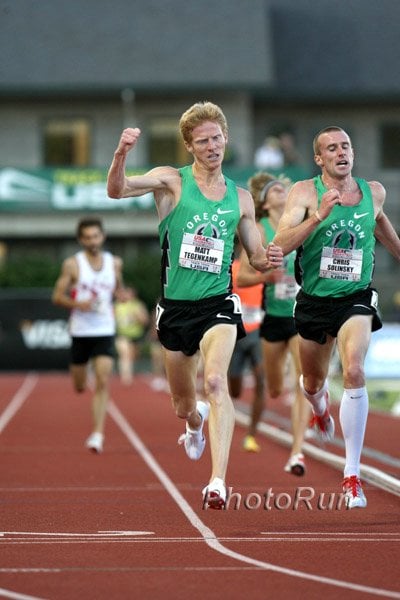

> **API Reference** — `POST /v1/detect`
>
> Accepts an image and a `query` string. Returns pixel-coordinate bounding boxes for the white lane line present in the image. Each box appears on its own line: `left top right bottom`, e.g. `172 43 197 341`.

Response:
108 401 400 599
0 374 38 434
0 375 44 600
0 537 399 546
0 531 153 538
0 531 398 543
0 486 156 492
261 531 400 535
0 586 47 599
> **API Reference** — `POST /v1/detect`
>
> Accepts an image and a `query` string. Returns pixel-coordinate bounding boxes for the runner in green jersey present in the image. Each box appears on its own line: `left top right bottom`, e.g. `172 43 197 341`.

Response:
274 126 400 508
238 172 310 476
107 101 283 509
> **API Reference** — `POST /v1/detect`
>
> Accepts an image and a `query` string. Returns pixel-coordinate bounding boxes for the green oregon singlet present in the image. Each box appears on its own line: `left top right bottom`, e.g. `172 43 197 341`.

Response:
296 175 376 297
260 217 298 317
158 165 241 301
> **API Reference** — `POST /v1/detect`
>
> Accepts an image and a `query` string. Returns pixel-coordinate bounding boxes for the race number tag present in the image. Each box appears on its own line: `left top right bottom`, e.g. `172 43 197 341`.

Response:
179 233 224 274
241 305 264 324
319 247 363 281
274 275 300 300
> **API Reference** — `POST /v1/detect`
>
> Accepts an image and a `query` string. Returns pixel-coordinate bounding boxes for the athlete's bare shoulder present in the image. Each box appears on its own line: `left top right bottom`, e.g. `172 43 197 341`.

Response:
237 185 255 217
291 178 316 195
287 178 317 209
63 255 79 275
367 180 386 214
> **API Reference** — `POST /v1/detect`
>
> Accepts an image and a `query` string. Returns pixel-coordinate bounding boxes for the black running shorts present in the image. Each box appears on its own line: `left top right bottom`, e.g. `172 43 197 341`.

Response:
71 336 115 365
259 315 297 343
294 287 382 345
156 293 246 356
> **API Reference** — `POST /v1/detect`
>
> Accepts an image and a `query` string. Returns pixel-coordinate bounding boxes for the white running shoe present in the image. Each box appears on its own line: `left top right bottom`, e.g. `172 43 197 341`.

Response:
284 452 306 476
85 432 104 454
202 477 226 510
343 476 367 509
178 400 210 460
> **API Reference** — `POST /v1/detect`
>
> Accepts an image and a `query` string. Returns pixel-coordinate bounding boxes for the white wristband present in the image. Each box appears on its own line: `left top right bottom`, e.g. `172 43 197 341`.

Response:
314 209 323 222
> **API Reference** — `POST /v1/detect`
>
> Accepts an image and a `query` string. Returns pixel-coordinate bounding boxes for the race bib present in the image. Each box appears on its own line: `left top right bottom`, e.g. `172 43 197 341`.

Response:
241 304 264 324
274 275 300 300
319 247 363 281
179 233 224 274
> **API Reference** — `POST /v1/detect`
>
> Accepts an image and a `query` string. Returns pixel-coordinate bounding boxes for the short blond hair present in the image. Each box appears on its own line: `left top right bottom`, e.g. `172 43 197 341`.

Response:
179 101 228 144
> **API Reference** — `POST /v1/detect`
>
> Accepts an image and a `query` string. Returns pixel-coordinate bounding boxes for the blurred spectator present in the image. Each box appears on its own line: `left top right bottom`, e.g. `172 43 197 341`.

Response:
254 136 284 170
279 131 300 167
114 286 150 385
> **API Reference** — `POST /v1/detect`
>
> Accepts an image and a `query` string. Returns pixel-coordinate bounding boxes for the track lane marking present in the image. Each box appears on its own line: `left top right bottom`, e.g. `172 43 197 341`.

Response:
0 586 47 599
0 537 399 545
0 374 38 434
108 401 400 599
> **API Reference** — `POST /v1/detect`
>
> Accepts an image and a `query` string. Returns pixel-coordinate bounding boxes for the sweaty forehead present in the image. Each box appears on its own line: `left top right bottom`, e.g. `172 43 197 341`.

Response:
320 130 350 148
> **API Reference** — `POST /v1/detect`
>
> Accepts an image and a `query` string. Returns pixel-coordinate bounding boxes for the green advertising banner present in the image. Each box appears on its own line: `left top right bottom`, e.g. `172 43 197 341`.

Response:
0 166 310 212
0 167 154 212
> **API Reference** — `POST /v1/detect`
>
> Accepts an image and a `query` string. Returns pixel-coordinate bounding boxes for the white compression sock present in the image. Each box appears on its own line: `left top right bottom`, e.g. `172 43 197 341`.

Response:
339 387 368 478
299 375 328 416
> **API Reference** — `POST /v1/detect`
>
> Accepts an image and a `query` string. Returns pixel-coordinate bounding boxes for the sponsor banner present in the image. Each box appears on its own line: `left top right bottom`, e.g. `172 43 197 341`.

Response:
0 166 310 212
0 289 71 370
0 167 154 212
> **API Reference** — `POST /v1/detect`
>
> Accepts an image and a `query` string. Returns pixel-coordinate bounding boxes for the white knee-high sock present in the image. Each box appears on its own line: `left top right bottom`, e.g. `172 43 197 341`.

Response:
339 387 368 478
299 375 328 416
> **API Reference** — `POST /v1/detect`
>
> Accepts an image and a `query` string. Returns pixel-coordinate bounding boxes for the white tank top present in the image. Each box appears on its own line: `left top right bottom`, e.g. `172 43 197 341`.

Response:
69 251 116 337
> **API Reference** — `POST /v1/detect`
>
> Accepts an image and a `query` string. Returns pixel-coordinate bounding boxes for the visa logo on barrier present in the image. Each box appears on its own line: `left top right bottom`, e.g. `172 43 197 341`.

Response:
19 319 71 349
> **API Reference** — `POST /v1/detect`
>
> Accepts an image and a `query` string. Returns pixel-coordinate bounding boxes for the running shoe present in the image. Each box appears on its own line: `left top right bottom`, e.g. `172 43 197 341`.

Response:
202 477 226 510
85 432 104 454
243 434 260 453
309 392 335 442
178 400 209 460
284 452 306 476
343 475 367 509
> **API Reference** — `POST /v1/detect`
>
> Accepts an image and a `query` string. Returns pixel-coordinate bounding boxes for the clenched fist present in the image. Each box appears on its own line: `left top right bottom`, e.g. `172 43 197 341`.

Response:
116 127 141 155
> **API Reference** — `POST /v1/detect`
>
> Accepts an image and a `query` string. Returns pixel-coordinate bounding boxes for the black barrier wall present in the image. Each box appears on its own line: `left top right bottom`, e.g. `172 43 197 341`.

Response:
0 289 71 370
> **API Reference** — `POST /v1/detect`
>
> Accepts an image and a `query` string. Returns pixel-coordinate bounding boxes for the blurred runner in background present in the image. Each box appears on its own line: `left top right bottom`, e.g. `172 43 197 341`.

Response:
52 216 124 454
114 286 150 385
239 173 310 476
228 242 265 453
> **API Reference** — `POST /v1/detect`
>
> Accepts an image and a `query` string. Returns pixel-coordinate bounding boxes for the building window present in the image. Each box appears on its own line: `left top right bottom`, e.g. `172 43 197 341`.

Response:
381 124 400 169
148 118 189 166
43 119 91 166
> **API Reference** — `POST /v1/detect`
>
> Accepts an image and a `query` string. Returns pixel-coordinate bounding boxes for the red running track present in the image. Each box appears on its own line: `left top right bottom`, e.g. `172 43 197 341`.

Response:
0 372 399 600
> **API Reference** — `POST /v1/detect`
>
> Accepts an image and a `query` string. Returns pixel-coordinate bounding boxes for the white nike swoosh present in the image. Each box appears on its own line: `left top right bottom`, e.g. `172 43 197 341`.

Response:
216 313 232 319
354 212 369 219
216 208 234 215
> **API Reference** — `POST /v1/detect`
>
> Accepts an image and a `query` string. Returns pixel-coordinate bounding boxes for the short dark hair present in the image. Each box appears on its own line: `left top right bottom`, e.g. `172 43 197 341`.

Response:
76 216 104 238
313 126 347 154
